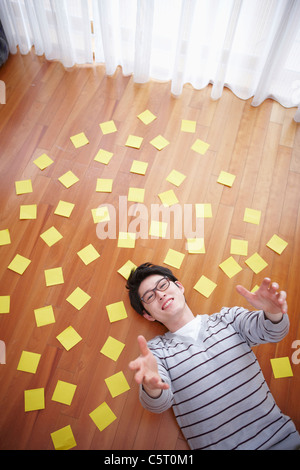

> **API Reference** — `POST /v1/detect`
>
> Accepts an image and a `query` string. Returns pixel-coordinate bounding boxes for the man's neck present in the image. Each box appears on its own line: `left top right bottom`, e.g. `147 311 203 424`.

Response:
166 305 195 333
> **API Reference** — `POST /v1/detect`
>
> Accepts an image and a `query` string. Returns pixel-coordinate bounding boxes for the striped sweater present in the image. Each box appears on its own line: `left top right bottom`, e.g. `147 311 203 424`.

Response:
140 307 300 450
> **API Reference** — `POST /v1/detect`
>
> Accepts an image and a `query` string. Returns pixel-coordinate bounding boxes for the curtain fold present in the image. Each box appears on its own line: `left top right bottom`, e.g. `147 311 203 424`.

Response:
0 0 299 120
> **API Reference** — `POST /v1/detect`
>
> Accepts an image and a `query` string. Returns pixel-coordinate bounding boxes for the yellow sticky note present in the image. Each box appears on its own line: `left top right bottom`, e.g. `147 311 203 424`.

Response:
125 135 143 149
8 254 31 275
150 135 169 151
186 238 205 254
130 160 148 175
105 371 130 398
51 425 77 450
270 357 293 379
158 189 179 207
77 244 100 265
94 148 113 164
70 132 89 148
101 336 125 362
89 402 117 432
66 287 91 310
91 206 110 223
164 248 185 269
219 256 242 279
149 220 168 238
137 109 156 125
166 170 186 187
244 208 261 225
44 267 64 287
181 119 196 133
17 351 41 373
195 203 212 218
0 295 10 314
106 301 128 323
54 200 75 218
58 171 79 188
24 388 45 412
245 253 268 274
40 226 63 247
266 234 288 255
117 232 136 248
99 120 117 135
117 260 137 280
20 204 37 220
128 187 145 203
0 229 11 246
191 139 210 155
230 239 248 256
51 380 77 405
217 171 236 187
56 326 82 351
15 179 33 195
96 178 113 193
33 153 54 170
193 275 217 298
34 305 55 327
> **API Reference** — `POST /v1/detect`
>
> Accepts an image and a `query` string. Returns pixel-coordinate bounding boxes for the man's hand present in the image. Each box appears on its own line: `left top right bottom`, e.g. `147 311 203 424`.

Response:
236 277 287 323
129 335 169 398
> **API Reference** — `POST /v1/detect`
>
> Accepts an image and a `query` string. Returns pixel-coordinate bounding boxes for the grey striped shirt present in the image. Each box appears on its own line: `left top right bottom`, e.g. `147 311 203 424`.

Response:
140 307 300 450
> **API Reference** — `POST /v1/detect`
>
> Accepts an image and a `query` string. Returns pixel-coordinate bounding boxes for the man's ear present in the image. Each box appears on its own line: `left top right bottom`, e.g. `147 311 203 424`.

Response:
142 311 156 322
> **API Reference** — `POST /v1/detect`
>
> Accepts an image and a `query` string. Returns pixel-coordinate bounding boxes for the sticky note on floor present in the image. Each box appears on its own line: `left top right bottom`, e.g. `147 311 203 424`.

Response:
244 208 261 225
270 357 293 379
66 287 91 310
54 200 75 218
266 234 288 255
20 204 37 220
117 260 137 280
166 170 186 187
70 132 89 148
130 160 148 175
149 220 168 238
0 295 10 314
77 244 100 265
106 301 128 323
230 239 248 256
33 153 54 170
0 229 11 246
51 425 77 450
40 226 63 247
58 171 79 188
191 139 209 155
150 135 169 150
137 109 156 125
15 179 33 195
219 256 242 278
94 148 113 164
89 402 117 432
34 305 55 327
24 388 45 412
128 187 145 203
193 275 217 298
96 178 113 193
91 206 110 223
245 253 268 274
181 119 196 133
117 232 136 248
217 171 236 187
158 189 179 207
164 248 185 269
99 120 117 134
186 238 205 254
51 380 77 405
56 326 82 351
125 135 143 149
195 203 212 218
17 351 41 373
100 336 125 361
105 371 130 398
8 254 31 275
44 267 64 286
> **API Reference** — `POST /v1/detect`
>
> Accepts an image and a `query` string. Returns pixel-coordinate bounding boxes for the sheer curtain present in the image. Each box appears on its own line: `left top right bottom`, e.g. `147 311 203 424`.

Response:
1 0 300 120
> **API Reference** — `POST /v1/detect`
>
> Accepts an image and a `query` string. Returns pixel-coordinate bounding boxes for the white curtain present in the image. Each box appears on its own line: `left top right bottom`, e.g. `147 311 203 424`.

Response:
1 0 300 120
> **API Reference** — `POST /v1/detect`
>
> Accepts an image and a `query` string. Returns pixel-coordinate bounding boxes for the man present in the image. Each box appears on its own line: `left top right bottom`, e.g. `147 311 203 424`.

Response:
127 262 300 450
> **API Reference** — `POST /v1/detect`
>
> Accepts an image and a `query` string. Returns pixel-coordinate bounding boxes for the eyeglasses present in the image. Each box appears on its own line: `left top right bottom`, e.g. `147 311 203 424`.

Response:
140 277 171 304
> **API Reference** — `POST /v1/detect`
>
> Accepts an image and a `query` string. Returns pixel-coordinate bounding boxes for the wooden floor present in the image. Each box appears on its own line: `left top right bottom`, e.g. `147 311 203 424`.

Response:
0 49 299 450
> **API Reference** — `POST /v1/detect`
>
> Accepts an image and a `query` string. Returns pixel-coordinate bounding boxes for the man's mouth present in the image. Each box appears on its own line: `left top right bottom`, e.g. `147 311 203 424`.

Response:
162 298 173 310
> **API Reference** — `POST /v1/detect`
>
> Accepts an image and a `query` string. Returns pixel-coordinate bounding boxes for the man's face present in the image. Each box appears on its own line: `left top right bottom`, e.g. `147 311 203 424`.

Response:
138 274 186 325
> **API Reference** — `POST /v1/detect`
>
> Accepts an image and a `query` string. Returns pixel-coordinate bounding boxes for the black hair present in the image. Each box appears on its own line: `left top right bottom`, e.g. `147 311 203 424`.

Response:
126 262 178 316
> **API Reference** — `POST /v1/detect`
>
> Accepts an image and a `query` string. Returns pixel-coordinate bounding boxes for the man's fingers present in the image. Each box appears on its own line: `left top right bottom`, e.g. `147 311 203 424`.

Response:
137 335 150 357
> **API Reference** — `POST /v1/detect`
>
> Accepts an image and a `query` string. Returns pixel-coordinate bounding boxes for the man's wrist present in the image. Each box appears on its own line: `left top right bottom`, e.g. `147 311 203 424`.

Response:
263 310 283 324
